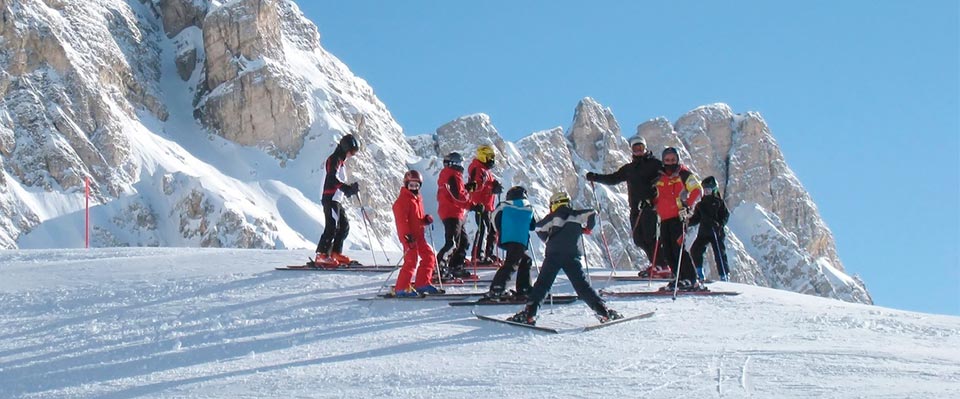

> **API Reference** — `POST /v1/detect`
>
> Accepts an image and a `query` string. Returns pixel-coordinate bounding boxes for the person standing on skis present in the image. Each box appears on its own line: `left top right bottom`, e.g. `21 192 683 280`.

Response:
314 134 361 267
467 144 503 265
654 147 703 291
391 170 442 297
508 192 622 325
482 186 537 301
689 176 731 282
585 135 665 277
436 152 475 280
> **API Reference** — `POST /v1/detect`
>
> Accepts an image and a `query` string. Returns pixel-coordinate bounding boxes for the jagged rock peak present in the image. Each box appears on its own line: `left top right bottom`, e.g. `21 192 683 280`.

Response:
567 97 629 173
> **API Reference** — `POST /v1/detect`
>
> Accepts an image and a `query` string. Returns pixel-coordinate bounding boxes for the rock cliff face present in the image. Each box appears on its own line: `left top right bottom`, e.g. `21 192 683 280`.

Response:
0 1 869 303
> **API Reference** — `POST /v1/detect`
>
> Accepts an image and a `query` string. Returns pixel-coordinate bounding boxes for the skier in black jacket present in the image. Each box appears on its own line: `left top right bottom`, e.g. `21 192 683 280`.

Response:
689 176 730 282
508 192 622 325
585 135 664 274
315 134 361 267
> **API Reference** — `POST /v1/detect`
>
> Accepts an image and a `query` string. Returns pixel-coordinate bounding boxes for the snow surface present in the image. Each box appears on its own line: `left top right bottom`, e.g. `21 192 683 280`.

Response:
0 248 957 398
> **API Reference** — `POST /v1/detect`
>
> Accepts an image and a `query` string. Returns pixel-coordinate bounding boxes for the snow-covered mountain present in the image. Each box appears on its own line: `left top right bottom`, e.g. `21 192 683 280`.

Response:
0 0 869 304
0 248 956 398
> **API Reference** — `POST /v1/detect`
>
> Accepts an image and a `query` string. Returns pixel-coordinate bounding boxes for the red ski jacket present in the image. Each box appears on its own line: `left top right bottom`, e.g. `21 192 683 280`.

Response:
467 159 496 211
393 187 427 240
437 166 472 220
654 165 703 220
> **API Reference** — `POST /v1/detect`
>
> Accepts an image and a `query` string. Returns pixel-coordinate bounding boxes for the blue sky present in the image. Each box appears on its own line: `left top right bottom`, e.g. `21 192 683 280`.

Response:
299 1 960 316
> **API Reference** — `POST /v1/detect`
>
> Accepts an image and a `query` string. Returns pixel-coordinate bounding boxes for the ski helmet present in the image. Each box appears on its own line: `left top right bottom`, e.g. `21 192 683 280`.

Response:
662 147 680 161
403 170 423 185
549 191 571 212
339 134 360 154
443 152 463 168
629 135 647 148
505 186 527 201
476 145 496 163
702 176 719 195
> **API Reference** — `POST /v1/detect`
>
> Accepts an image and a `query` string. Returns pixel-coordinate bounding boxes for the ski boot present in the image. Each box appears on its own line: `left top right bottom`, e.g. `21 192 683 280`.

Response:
391 287 420 298
507 306 537 325
415 285 445 295
313 253 340 269
597 308 624 323
479 289 507 302
331 252 354 266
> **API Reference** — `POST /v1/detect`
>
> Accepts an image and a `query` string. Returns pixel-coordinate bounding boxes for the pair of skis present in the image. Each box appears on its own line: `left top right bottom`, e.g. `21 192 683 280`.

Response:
474 310 656 334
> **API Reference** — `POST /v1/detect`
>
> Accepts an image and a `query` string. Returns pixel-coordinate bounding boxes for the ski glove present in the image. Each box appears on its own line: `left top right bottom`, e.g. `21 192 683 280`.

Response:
585 172 597 182
465 182 477 192
470 204 484 213
422 215 433 225
678 206 692 220
491 180 503 194
403 234 416 244
582 228 593 235
342 182 360 197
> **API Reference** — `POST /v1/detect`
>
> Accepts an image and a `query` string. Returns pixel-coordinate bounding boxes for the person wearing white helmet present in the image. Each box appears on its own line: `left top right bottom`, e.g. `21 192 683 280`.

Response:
585 135 666 276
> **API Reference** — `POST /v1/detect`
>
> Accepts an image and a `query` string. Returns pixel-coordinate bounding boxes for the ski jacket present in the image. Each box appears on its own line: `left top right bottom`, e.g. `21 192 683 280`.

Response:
654 165 702 221
591 151 662 210
536 205 596 257
392 187 427 240
492 199 536 249
321 148 348 202
467 159 496 211
690 194 729 230
437 166 472 220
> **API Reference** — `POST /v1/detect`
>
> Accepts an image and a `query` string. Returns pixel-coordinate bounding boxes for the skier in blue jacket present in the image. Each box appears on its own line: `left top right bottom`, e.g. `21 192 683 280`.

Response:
508 191 622 325
482 186 537 301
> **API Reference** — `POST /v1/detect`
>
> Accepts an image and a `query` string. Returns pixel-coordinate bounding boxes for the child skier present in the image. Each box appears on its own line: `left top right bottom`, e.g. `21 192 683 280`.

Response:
436 152 474 279
508 191 622 325
314 134 361 267
689 176 731 282
467 145 503 265
391 170 441 297
482 186 537 301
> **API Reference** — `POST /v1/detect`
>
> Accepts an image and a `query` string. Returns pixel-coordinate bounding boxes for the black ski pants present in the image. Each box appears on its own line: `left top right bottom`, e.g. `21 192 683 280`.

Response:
690 225 729 278
316 200 349 254
490 242 532 295
659 217 697 283
526 252 606 318
437 217 469 270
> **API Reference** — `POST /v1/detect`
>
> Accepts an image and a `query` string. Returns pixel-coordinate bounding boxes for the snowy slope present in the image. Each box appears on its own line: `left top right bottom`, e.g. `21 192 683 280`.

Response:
0 249 956 399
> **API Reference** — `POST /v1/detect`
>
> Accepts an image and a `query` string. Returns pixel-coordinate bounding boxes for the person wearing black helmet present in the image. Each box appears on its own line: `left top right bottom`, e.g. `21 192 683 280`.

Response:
654 147 704 291
314 134 361 267
436 152 474 280
482 186 537 301
688 176 730 282
584 135 665 276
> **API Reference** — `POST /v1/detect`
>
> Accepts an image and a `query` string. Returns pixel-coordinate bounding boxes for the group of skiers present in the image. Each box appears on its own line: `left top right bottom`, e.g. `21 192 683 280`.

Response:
312 132 730 325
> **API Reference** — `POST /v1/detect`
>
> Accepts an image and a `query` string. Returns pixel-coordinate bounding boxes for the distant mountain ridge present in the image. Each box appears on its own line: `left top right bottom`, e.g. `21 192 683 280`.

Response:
0 0 870 304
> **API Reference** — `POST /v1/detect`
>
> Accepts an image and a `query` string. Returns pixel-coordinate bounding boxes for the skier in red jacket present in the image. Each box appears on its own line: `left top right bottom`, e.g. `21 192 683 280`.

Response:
391 170 441 297
467 145 503 265
436 152 474 279
654 147 704 291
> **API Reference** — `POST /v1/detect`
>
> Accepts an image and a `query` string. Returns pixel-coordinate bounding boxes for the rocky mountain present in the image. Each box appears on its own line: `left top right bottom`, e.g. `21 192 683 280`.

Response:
0 0 870 303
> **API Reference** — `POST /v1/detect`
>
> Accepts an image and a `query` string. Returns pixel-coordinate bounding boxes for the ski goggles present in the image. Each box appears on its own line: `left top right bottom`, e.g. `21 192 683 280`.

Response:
406 182 421 190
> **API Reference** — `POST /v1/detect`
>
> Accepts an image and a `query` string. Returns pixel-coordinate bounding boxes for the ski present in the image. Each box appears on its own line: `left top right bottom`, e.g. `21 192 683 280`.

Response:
581 311 655 332
276 265 397 272
357 291 488 301
473 312 560 334
449 295 578 307
600 289 740 297
596 276 673 282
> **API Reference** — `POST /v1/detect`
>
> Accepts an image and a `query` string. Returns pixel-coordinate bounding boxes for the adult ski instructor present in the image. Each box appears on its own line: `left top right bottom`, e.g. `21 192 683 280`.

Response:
585 135 664 276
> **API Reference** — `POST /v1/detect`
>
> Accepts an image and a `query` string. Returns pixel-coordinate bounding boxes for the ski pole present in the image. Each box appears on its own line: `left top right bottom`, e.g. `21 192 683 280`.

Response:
590 182 621 288
356 192 391 264
428 223 443 292
672 218 690 301
375 246 412 296
711 225 728 281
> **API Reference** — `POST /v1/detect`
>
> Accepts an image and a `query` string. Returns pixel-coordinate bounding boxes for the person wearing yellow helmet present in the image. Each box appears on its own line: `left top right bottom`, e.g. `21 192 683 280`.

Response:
508 191 622 325
466 144 503 265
